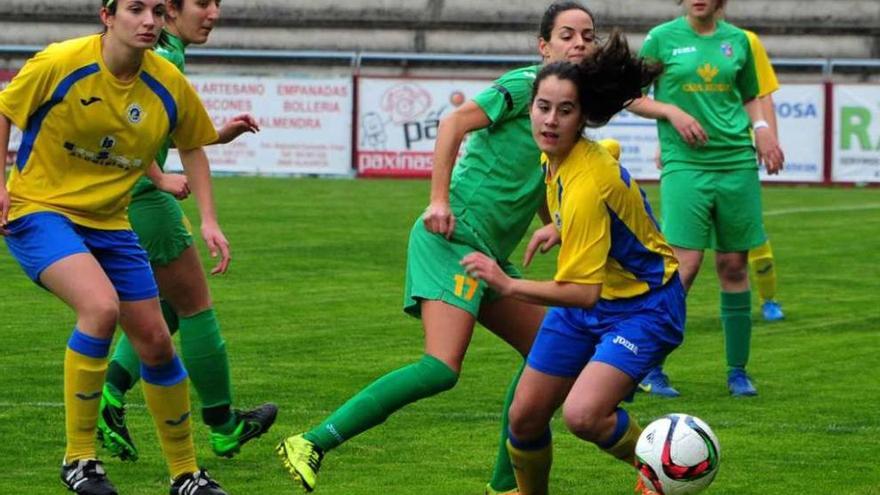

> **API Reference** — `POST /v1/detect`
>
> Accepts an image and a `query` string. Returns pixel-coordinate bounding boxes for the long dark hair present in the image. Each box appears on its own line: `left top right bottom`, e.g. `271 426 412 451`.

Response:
538 1 595 42
532 30 663 129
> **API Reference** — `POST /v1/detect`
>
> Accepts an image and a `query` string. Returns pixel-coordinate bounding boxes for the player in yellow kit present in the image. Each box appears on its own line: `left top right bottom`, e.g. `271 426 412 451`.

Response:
0 0 228 493
743 29 786 321
461 42 682 494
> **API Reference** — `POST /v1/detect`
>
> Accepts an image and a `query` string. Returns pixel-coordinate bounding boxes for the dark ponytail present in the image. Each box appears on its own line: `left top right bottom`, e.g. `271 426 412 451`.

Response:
578 29 663 127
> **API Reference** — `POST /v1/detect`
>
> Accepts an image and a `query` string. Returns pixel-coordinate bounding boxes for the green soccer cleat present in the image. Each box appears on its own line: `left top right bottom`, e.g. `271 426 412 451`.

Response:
485 483 520 495
96 389 138 462
276 434 324 493
210 403 279 458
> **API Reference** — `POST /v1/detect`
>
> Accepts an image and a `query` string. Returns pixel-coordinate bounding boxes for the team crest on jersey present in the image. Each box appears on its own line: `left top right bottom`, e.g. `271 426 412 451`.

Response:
126 104 144 124
720 42 734 58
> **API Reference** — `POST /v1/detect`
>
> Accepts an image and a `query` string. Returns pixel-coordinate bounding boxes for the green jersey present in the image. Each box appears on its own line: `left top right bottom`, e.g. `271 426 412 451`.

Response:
450 65 543 260
132 31 187 196
640 17 760 171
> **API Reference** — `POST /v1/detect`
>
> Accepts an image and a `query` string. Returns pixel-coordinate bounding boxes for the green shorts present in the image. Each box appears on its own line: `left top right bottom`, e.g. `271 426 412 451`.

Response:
128 189 193 266
660 168 765 252
403 219 520 319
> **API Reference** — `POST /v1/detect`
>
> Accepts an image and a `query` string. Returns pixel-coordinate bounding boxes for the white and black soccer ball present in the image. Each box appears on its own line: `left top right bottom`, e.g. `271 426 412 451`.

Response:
635 414 721 495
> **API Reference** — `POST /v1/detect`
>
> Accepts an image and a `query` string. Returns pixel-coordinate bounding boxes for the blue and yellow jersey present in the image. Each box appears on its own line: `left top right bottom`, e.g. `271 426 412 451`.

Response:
0 34 217 230
545 139 678 300
744 30 779 97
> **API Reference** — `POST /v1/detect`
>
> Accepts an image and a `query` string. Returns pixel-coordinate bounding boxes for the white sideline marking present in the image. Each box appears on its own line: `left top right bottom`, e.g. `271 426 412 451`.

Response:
764 203 880 217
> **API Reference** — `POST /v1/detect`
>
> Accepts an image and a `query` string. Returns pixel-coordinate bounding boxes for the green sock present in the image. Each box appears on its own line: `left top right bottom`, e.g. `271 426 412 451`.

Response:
304 354 458 452
721 290 752 371
160 299 180 334
105 299 180 400
178 308 234 429
106 335 143 398
488 362 524 493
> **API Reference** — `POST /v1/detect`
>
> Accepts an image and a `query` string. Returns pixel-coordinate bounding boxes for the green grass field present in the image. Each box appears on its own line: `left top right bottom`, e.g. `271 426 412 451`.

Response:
0 178 878 495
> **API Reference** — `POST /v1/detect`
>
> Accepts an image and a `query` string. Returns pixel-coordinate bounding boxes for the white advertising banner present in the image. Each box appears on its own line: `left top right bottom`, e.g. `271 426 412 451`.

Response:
761 84 825 183
592 84 826 183
166 75 353 176
357 77 491 177
833 85 880 183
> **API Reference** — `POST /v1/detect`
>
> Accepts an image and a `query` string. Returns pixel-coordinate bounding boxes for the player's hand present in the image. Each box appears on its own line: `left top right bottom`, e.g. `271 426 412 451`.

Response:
423 200 456 239
0 185 10 236
156 172 190 200
667 107 708 147
755 127 785 175
201 221 231 275
523 223 560 268
217 113 260 144
461 252 511 295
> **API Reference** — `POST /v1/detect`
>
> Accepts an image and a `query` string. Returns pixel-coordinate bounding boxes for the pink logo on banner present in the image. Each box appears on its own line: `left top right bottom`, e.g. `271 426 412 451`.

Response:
381 84 432 124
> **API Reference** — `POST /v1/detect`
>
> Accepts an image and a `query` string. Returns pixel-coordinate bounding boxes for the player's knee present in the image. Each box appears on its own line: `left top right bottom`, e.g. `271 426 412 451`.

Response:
716 258 749 284
508 398 547 440
562 404 605 443
417 354 459 393
132 327 175 366
77 296 119 336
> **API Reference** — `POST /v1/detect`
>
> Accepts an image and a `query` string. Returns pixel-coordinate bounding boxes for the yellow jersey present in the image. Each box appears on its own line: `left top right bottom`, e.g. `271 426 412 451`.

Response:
545 139 678 300
744 30 779 97
0 34 217 230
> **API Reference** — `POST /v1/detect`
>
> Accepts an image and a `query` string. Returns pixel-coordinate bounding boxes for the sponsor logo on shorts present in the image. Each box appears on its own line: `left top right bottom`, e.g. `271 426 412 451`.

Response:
612 335 639 355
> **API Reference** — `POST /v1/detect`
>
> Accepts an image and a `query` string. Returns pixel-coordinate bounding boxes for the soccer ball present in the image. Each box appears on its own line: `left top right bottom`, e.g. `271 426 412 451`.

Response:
635 414 721 495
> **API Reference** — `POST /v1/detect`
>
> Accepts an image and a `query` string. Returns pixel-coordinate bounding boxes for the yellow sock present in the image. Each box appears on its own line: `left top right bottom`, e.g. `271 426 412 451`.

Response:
749 240 777 302
506 437 552 495
64 347 108 461
141 357 198 479
601 412 643 466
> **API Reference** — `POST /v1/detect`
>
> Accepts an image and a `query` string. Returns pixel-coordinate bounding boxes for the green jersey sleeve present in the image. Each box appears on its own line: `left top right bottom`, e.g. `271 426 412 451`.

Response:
471 66 536 126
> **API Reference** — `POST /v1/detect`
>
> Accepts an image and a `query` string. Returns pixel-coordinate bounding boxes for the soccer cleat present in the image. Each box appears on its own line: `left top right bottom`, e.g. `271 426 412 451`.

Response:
638 368 681 398
761 300 785 321
485 483 520 495
170 469 227 495
634 477 659 495
96 388 138 462
61 459 118 495
277 433 324 493
727 369 758 397
210 403 279 458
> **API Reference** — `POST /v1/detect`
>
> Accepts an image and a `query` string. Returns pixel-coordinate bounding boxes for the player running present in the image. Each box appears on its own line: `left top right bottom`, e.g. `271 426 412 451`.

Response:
278 2 598 493
461 39 682 495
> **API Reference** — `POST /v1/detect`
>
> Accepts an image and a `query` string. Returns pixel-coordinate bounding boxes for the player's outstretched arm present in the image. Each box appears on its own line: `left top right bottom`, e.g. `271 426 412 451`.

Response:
424 101 491 239
214 113 260 145
145 161 190 199
178 146 231 274
461 251 600 308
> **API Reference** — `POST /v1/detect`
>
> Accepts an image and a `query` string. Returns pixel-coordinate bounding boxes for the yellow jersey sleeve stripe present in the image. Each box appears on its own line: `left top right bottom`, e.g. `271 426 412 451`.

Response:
139 70 178 134
17 63 100 171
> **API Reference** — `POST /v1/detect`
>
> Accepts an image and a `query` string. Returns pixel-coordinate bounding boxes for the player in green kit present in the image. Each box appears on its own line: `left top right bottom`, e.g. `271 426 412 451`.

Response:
278 3 599 493
629 0 784 397
98 0 278 463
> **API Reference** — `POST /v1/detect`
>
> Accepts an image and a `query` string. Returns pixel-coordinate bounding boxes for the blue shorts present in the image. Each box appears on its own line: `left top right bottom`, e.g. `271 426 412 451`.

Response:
4 212 159 301
527 276 686 381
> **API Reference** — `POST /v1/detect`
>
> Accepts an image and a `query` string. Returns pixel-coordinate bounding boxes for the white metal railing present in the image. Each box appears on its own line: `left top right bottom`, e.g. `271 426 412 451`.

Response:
1 44 879 77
